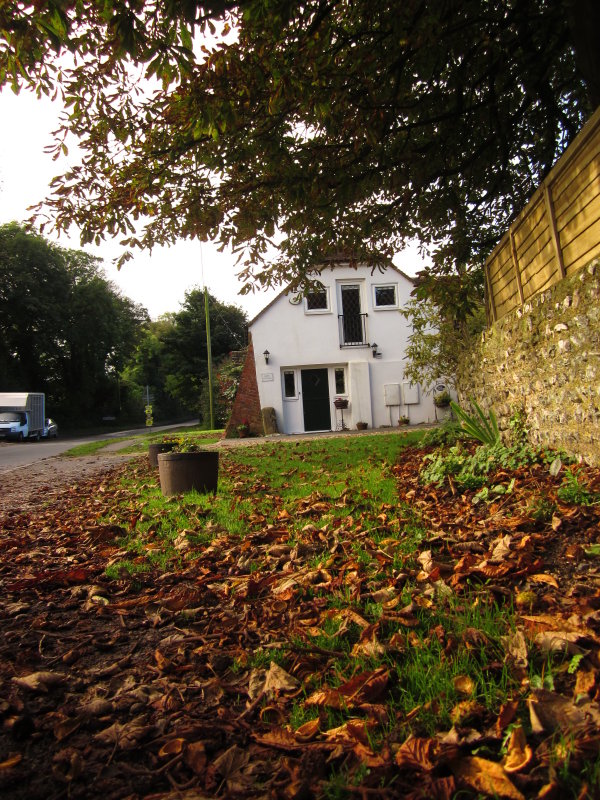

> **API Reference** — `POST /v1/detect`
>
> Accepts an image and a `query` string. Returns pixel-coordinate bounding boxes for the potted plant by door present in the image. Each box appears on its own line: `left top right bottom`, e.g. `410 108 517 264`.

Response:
157 440 219 496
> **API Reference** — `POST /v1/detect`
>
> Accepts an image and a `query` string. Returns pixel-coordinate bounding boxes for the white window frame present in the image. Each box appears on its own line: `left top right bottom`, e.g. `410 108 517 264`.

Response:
304 284 330 314
372 283 398 310
282 369 299 400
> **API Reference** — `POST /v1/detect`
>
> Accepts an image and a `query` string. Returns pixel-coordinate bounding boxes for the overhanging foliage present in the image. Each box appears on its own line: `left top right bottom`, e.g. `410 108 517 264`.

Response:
1 1 598 296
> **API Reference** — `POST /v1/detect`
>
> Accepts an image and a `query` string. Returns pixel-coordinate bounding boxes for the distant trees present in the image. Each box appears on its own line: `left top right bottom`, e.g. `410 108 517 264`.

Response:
0 223 147 423
0 224 248 427
126 289 248 422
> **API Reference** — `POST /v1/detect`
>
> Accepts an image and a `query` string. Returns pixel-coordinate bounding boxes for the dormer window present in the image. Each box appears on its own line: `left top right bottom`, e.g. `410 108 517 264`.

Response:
305 284 329 313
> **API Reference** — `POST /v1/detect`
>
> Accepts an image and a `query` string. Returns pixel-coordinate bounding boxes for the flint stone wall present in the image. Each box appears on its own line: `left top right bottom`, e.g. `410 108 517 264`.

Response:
457 258 600 464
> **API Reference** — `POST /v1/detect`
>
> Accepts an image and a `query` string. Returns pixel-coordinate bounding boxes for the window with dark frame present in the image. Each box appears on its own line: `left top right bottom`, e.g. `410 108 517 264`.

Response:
374 285 397 307
305 286 328 311
334 368 346 394
283 370 296 398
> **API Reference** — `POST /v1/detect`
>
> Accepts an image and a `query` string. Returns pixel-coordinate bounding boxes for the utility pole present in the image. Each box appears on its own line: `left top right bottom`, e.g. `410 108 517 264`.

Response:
204 287 215 430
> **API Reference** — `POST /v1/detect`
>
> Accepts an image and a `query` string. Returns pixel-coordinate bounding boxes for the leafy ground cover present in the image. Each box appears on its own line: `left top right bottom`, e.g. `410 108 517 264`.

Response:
1 432 600 799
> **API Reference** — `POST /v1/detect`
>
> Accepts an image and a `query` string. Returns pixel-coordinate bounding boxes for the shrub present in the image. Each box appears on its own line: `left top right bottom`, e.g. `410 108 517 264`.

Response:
420 422 463 449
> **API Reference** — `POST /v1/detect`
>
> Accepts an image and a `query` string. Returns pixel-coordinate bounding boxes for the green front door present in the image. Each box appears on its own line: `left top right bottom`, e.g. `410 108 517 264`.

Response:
301 369 331 432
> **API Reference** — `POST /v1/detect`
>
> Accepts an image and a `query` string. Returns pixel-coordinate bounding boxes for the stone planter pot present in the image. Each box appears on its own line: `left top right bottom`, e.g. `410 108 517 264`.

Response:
148 442 176 468
356 422 368 430
157 451 219 496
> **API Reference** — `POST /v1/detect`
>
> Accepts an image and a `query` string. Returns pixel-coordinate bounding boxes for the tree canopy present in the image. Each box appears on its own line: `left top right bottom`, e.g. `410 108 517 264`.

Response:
1 1 598 296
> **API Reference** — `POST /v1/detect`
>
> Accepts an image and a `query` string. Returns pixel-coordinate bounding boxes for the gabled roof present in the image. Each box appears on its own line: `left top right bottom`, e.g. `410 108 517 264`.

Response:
249 257 415 326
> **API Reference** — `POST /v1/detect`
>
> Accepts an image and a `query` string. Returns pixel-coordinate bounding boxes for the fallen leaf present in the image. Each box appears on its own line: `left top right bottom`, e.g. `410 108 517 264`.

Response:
213 744 250 781
495 700 519 735
93 716 153 750
502 630 529 668
324 719 373 746
534 630 588 656
491 535 512 562
530 573 559 588
528 689 587 734
248 661 300 701
184 741 207 774
575 669 596 699
395 736 436 771
452 755 525 799
53 716 82 742
12 671 67 693
305 667 388 709
502 726 533 773
0 753 22 771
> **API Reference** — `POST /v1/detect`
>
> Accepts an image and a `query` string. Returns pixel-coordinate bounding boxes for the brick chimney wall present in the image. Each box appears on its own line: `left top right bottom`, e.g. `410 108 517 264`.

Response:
224 335 264 438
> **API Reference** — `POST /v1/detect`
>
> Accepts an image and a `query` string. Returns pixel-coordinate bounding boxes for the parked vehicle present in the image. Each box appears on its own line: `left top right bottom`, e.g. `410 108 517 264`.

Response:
0 393 45 441
44 418 58 438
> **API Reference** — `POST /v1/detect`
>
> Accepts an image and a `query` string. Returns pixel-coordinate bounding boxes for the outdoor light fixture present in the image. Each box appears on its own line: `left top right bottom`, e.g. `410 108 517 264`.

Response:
263 349 270 364
371 343 381 358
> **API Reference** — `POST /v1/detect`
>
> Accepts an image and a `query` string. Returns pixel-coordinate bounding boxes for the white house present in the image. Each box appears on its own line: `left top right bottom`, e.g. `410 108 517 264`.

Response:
242 257 438 435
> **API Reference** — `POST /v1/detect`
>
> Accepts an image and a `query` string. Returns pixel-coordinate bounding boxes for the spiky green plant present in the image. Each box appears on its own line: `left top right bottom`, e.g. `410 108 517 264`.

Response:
450 399 500 446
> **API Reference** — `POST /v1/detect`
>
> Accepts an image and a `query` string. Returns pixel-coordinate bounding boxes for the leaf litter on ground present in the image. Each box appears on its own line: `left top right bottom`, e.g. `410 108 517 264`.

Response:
1 435 600 798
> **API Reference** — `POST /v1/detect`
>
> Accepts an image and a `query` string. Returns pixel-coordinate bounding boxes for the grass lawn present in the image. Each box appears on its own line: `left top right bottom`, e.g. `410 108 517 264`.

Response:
2 428 600 798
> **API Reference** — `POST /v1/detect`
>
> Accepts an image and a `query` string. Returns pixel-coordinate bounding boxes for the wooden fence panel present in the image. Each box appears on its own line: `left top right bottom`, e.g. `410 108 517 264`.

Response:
485 106 600 322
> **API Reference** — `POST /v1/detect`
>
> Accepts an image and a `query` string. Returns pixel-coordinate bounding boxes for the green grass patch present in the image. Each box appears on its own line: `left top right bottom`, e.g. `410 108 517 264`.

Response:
63 437 130 457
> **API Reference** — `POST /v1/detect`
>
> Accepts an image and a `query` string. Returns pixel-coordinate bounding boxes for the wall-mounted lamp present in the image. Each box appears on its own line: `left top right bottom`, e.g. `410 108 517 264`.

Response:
371 342 381 358
263 349 270 364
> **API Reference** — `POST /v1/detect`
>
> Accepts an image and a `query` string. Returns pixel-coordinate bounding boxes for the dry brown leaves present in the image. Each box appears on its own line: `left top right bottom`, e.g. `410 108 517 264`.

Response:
1 449 600 799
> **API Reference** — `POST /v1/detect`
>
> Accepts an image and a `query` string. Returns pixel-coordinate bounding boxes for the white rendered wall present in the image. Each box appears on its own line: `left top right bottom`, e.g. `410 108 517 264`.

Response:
249 263 437 433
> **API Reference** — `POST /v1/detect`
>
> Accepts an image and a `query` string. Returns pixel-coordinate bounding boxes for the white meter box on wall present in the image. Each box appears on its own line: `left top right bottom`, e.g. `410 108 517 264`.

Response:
402 382 420 405
383 383 401 406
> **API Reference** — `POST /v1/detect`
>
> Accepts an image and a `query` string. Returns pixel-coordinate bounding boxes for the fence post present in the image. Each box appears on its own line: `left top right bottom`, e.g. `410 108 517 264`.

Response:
544 185 567 281
509 228 525 305
485 263 497 323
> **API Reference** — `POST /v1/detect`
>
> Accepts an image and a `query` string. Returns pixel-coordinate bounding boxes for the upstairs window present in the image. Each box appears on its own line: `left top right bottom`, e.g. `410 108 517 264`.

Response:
373 284 398 309
305 284 329 313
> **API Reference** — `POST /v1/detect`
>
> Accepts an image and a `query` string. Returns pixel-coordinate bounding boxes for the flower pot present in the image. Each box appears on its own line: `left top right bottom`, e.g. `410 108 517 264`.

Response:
334 398 348 409
157 451 219 496
356 422 368 430
148 442 176 468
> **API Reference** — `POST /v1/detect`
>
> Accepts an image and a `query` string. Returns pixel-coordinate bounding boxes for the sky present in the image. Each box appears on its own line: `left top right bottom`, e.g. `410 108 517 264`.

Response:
0 87 429 321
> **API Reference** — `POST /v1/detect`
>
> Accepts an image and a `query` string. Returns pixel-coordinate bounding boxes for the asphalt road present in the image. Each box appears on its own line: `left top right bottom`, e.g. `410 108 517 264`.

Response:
0 421 198 472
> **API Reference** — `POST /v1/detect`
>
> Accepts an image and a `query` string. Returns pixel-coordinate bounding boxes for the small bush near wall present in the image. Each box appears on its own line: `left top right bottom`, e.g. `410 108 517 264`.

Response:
457 258 600 465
